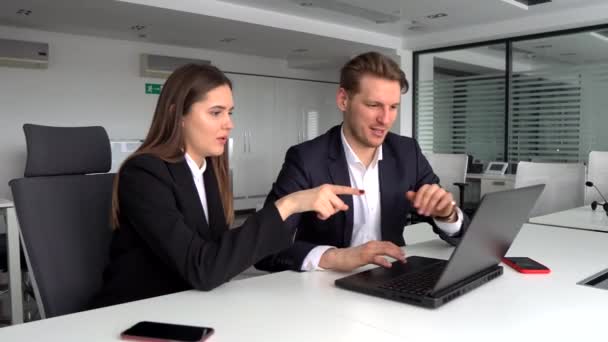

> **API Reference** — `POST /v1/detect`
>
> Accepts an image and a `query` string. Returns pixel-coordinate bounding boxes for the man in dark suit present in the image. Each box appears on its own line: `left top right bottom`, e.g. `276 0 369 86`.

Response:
256 52 469 273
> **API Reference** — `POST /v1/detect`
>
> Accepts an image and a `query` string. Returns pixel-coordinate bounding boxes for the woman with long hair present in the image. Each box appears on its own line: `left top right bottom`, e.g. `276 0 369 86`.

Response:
91 64 360 307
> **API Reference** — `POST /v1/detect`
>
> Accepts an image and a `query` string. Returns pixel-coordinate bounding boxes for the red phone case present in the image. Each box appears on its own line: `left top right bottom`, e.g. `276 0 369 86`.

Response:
121 332 214 342
120 323 214 342
121 335 173 342
502 257 550 274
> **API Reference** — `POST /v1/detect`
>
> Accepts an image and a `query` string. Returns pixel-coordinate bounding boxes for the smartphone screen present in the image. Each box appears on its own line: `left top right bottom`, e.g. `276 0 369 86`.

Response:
503 257 550 273
121 321 214 342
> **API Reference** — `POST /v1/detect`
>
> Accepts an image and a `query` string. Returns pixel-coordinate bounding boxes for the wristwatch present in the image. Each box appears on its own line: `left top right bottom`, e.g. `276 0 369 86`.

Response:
434 202 458 222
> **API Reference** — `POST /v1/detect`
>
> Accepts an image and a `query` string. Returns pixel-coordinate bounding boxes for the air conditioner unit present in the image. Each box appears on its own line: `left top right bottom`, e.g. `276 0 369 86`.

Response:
140 54 210 78
289 0 400 24
0 38 49 69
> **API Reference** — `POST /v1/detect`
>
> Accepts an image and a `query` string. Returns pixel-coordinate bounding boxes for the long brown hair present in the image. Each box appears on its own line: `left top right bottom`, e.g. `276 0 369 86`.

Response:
111 63 234 228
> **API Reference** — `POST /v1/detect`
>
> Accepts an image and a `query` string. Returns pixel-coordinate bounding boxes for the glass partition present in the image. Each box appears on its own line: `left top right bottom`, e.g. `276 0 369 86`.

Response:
510 30 608 163
416 44 507 165
415 25 608 165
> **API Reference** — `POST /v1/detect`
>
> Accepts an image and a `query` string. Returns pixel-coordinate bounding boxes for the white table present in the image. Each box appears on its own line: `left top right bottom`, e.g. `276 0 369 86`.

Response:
465 173 516 182
0 223 607 341
530 205 608 232
0 199 22 325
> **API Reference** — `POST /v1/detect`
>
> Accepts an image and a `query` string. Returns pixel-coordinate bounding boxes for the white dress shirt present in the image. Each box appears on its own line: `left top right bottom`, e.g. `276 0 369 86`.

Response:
300 128 463 271
185 153 209 222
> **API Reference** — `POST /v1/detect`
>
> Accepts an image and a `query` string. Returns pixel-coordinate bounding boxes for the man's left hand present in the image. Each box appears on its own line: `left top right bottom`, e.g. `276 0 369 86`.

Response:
406 184 456 219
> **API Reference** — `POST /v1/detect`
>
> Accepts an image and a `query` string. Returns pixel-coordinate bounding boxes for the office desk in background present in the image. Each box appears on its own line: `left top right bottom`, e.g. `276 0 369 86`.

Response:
0 199 22 325
465 173 516 202
530 205 608 232
0 224 606 341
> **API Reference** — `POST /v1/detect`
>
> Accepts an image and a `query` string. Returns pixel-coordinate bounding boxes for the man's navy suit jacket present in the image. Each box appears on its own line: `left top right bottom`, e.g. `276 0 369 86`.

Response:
256 125 469 272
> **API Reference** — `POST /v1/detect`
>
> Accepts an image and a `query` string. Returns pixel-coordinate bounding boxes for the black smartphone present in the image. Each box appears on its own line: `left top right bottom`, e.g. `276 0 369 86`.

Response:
121 321 214 342
502 257 550 274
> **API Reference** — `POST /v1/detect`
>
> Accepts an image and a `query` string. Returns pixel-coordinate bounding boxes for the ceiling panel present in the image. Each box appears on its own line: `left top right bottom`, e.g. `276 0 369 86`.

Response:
0 0 394 70
218 0 608 36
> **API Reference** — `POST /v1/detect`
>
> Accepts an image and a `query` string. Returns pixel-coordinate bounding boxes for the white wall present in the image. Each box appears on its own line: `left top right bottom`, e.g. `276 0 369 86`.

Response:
398 49 413 137
0 25 340 202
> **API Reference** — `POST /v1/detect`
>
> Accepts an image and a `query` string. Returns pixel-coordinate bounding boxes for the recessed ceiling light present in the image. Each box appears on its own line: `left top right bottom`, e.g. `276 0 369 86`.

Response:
590 32 608 42
500 0 552 10
292 48 308 53
299 2 314 7
130 25 146 31
426 13 447 19
219 38 237 43
501 0 529 10
16 9 32 16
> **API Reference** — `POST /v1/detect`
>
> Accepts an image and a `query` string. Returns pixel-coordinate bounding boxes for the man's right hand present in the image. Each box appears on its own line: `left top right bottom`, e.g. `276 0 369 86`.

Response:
318 241 406 272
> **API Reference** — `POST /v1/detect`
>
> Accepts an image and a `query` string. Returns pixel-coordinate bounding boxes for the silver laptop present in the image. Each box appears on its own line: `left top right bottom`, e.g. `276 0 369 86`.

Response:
335 184 545 308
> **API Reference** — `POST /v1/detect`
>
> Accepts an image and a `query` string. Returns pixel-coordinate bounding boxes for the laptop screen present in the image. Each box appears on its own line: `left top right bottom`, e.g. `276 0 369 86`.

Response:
432 184 545 293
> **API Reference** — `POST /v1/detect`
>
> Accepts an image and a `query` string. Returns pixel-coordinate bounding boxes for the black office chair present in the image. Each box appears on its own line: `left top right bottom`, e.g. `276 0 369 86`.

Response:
0 236 7 295
459 154 483 217
0 235 6 273
9 124 114 319
1 229 31 324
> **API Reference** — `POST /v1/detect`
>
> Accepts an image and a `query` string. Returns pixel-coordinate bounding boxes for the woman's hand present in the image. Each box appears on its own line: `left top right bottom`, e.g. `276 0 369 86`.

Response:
275 184 363 221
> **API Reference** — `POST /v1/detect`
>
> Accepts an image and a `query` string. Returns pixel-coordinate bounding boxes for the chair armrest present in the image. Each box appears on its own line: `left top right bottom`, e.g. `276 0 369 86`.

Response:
453 182 469 208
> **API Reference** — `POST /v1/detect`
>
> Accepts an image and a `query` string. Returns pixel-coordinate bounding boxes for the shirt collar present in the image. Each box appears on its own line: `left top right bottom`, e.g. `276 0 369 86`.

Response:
185 153 207 177
340 126 383 168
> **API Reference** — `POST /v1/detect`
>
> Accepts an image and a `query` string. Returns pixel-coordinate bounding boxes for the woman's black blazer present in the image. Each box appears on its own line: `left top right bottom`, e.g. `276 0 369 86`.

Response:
91 154 294 308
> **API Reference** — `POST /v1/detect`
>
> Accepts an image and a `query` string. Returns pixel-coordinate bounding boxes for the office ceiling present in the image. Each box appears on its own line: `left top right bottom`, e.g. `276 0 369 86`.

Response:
513 31 608 66
0 0 394 70
1 0 608 70
217 0 608 36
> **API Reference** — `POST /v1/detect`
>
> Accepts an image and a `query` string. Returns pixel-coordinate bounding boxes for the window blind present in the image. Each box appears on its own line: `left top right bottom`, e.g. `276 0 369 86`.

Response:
416 73 505 162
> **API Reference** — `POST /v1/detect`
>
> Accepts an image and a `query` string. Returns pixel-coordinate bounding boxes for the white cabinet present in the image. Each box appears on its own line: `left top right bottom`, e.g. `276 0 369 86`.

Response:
110 140 142 172
466 174 516 203
272 78 342 186
229 74 275 208
316 82 343 134
228 74 341 210
478 175 516 198
480 179 515 198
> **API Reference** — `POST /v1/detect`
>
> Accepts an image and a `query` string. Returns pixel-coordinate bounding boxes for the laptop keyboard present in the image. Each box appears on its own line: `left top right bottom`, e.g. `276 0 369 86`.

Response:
378 266 444 296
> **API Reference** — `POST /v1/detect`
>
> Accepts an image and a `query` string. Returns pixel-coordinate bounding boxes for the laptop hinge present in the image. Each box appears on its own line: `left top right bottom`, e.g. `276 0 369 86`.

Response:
430 265 501 297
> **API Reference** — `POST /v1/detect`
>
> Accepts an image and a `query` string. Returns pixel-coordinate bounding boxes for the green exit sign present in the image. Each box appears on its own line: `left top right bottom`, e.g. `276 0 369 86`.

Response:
145 83 162 94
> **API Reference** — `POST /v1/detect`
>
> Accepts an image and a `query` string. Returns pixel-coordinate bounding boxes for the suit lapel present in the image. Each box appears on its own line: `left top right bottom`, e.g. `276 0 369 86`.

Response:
203 158 228 237
327 126 354 246
379 145 399 241
167 158 209 235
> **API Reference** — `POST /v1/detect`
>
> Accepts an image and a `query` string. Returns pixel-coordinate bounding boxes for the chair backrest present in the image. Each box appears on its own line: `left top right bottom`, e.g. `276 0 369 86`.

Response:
425 153 469 206
585 151 608 205
514 161 585 217
9 124 114 318
0 236 6 272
